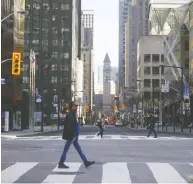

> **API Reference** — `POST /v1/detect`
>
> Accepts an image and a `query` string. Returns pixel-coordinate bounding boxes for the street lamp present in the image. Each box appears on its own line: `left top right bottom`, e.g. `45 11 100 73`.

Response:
1 10 27 22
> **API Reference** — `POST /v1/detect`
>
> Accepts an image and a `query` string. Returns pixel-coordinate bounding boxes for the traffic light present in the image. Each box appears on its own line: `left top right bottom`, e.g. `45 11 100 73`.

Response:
12 52 21 75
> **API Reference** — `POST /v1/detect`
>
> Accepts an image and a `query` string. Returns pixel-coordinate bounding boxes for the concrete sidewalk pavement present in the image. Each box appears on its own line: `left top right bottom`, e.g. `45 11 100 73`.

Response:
1 126 63 139
127 125 193 135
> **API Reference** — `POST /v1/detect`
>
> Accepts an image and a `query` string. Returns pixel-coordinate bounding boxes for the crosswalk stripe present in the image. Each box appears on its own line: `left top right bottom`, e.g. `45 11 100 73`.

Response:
1 162 38 183
190 163 193 167
147 163 187 183
102 162 131 183
42 162 82 184
111 135 122 139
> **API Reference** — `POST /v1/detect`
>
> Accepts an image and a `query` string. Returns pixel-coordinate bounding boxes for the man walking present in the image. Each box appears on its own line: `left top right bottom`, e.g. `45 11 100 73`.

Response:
147 114 158 138
58 101 95 169
96 115 104 138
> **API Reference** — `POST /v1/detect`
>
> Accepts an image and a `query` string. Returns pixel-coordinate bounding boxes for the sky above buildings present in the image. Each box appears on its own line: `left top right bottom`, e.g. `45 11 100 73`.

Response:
82 0 119 67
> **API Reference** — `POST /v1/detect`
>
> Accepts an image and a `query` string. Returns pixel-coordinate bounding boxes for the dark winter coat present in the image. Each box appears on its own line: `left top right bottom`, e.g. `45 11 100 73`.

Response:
149 116 155 129
62 111 77 140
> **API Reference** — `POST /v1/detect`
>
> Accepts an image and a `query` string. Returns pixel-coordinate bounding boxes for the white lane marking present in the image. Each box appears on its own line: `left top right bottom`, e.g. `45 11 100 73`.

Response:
102 162 131 183
78 135 88 140
190 163 193 167
42 162 82 184
111 135 122 139
147 163 187 183
1 162 38 183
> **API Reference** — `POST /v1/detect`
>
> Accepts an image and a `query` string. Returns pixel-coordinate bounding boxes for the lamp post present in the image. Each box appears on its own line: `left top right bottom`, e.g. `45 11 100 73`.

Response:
1 10 27 22
160 65 184 132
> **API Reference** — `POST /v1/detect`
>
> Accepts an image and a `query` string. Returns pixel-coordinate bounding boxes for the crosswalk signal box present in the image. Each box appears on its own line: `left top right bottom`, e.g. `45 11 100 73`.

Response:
12 52 21 75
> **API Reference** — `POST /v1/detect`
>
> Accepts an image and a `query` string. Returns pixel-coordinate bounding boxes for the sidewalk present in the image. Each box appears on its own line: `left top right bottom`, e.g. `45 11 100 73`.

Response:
127 125 193 135
1 126 63 139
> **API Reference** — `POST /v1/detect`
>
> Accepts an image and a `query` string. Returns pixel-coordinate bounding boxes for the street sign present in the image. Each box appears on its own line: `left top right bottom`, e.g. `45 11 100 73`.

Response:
161 80 169 93
1 78 5 84
183 83 190 100
36 95 42 103
133 104 136 113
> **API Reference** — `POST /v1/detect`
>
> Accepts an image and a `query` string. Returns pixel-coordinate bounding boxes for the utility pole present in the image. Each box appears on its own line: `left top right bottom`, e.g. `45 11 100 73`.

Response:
57 86 60 130
181 67 184 132
152 80 155 115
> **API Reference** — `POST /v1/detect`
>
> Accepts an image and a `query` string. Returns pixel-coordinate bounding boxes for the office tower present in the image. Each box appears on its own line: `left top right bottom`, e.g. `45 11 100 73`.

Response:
23 0 82 127
118 0 132 90
81 10 94 111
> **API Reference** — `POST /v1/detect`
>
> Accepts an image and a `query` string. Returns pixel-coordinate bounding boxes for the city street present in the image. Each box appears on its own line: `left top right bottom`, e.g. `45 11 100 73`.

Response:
1 125 193 183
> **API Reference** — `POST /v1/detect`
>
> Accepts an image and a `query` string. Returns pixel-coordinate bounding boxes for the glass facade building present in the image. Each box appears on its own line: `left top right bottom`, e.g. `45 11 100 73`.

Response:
23 0 81 126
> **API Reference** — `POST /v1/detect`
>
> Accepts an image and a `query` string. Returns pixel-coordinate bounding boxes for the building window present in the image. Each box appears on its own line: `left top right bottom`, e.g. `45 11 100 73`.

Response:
152 67 159 75
52 27 58 33
152 54 159 62
61 53 69 58
52 3 58 10
61 16 68 22
52 52 58 58
61 40 68 46
144 79 150 88
60 65 69 71
32 40 39 44
144 91 151 99
51 64 58 71
23 77 29 83
161 54 164 62
144 67 150 75
61 4 70 10
43 3 50 10
51 77 57 83
52 15 57 21
144 54 150 63
52 40 58 46
23 64 29 71
152 79 159 87
61 28 69 33
42 40 48 46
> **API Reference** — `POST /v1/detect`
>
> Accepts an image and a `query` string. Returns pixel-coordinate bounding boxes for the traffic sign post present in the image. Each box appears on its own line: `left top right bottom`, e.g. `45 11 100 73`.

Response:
1 78 5 84
36 95 42 103
161 80 169 93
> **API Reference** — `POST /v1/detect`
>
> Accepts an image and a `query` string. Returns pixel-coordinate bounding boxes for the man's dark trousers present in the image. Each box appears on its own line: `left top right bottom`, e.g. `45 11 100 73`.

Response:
97 126 103 137
147 128 157 137
59 137 87 163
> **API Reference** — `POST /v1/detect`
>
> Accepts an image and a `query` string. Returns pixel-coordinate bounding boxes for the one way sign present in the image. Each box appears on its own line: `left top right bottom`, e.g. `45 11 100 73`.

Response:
36 95 42 103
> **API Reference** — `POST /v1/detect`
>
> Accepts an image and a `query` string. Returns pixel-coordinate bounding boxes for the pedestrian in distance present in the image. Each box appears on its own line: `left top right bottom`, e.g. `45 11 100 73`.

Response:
147 113 158 138
96 115 105 138
58 101 95 169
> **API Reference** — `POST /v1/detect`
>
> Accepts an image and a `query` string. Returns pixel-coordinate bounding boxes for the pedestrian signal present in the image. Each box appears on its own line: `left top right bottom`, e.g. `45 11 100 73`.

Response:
12 52 21 75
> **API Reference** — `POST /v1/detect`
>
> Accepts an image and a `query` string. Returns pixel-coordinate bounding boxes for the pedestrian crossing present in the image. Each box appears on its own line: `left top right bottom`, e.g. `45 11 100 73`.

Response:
1 162 193 183
2 134 193 140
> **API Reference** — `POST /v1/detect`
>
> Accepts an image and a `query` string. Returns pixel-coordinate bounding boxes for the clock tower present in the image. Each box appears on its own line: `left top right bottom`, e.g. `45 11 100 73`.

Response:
103 53 111 116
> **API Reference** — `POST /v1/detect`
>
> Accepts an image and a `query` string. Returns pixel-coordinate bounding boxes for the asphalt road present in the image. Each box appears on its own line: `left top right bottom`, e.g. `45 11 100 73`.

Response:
1 126 193 183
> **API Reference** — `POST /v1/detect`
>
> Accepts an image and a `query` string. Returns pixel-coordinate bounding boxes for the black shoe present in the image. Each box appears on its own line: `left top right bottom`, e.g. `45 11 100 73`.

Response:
154 136 158 138
58 163 69 169
84 161 95 168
